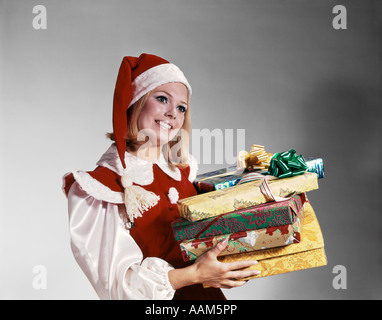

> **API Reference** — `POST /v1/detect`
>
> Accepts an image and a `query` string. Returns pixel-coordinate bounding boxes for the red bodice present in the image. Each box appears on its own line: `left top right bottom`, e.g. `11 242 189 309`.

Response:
64 165 226 300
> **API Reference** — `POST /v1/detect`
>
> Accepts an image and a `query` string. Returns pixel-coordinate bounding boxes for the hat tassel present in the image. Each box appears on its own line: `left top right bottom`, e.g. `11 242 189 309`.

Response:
121 172 160 224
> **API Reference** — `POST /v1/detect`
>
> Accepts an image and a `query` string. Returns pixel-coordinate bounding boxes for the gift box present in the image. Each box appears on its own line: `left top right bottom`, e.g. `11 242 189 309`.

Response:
203 201 326 286
194 144 271 193
172 194 306 241
194 157 324 194
306 157 324 179
179 211 303 261
193 166 248 193
178 172 319 221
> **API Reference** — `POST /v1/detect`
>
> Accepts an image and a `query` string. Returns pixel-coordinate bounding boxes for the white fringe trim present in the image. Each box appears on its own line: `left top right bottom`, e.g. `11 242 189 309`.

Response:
121 170 160 223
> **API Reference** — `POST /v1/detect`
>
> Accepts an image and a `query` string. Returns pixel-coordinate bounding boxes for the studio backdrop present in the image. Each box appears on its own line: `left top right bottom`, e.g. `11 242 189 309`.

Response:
0 0 381 299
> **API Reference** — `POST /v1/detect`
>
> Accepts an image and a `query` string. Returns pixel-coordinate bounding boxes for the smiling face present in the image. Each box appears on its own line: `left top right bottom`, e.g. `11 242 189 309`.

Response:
137 82 189 147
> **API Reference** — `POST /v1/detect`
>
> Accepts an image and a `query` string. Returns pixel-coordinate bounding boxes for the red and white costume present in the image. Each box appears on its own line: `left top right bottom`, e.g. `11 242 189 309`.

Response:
63 144 226 300
62 53 226 300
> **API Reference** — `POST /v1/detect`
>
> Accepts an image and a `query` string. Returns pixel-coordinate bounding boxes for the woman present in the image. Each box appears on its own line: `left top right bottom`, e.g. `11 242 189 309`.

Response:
62 53 259 300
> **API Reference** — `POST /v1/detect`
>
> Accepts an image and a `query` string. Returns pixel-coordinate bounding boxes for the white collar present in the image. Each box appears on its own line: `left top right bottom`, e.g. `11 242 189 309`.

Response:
96 144 198 186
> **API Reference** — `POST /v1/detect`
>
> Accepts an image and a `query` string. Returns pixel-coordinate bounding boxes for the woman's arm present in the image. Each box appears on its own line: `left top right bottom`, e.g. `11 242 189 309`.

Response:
68 181 258 298
67 181 176 299
169 239 260 290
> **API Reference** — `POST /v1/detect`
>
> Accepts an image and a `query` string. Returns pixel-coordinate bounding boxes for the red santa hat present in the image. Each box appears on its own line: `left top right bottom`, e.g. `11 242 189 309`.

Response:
112 53 192 224
113 53 192 170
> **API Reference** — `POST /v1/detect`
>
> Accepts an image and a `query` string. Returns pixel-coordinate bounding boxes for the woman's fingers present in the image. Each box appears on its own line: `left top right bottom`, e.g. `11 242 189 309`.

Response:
195 239 261 289
226 267 261 281
224 259 258 271
219 279 248 289
223 259 261 284
206 238 229 258
216 268 260 289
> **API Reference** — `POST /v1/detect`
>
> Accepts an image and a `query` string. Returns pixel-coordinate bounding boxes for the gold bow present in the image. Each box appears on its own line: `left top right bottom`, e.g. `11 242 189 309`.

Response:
237 144 272 171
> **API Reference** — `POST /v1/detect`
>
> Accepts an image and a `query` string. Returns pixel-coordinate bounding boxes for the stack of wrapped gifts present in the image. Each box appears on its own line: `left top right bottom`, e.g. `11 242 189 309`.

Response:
172 145 327 283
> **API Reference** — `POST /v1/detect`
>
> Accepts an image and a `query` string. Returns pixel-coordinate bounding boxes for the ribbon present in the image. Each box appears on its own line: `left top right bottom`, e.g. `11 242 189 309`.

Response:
258 176 295 202
267 149 307 179
237 144 272 171
238 172 293 202
195 144 271 191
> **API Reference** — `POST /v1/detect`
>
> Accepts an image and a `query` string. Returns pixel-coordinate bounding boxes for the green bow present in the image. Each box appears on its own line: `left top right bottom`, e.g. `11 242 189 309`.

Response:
267 149 307 178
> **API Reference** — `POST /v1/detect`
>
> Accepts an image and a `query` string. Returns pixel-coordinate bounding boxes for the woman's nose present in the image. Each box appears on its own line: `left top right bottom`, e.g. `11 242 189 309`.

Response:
164 105 176 119
165 112 175 119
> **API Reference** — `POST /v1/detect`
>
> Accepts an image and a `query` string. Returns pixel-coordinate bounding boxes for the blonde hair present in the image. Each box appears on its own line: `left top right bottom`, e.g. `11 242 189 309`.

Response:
107 91 191 169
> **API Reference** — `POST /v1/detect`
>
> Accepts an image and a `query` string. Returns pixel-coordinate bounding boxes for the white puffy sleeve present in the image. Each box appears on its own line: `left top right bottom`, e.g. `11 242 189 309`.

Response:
67 181 176 300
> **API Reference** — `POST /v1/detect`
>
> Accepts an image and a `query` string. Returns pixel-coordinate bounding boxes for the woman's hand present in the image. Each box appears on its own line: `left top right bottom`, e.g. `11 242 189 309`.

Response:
192 239 260 289
168 239 260 290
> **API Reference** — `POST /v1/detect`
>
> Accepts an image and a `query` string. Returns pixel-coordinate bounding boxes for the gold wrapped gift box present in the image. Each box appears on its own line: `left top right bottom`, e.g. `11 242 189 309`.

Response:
179 172 319 221
203 202 326 287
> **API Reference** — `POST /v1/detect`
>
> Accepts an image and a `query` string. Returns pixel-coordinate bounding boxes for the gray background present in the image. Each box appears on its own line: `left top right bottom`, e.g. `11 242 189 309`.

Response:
1 0 381 299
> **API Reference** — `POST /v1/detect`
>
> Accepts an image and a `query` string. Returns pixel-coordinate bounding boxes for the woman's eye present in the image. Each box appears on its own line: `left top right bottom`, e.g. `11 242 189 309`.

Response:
177 106 187 113
156 96 167 103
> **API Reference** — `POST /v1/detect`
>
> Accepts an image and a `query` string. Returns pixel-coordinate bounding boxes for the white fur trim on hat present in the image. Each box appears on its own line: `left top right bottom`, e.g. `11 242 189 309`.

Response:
130 63 192 107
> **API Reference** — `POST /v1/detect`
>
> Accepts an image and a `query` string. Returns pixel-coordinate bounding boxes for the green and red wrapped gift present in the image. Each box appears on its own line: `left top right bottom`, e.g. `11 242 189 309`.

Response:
179 200 305 261
172 193 306 242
